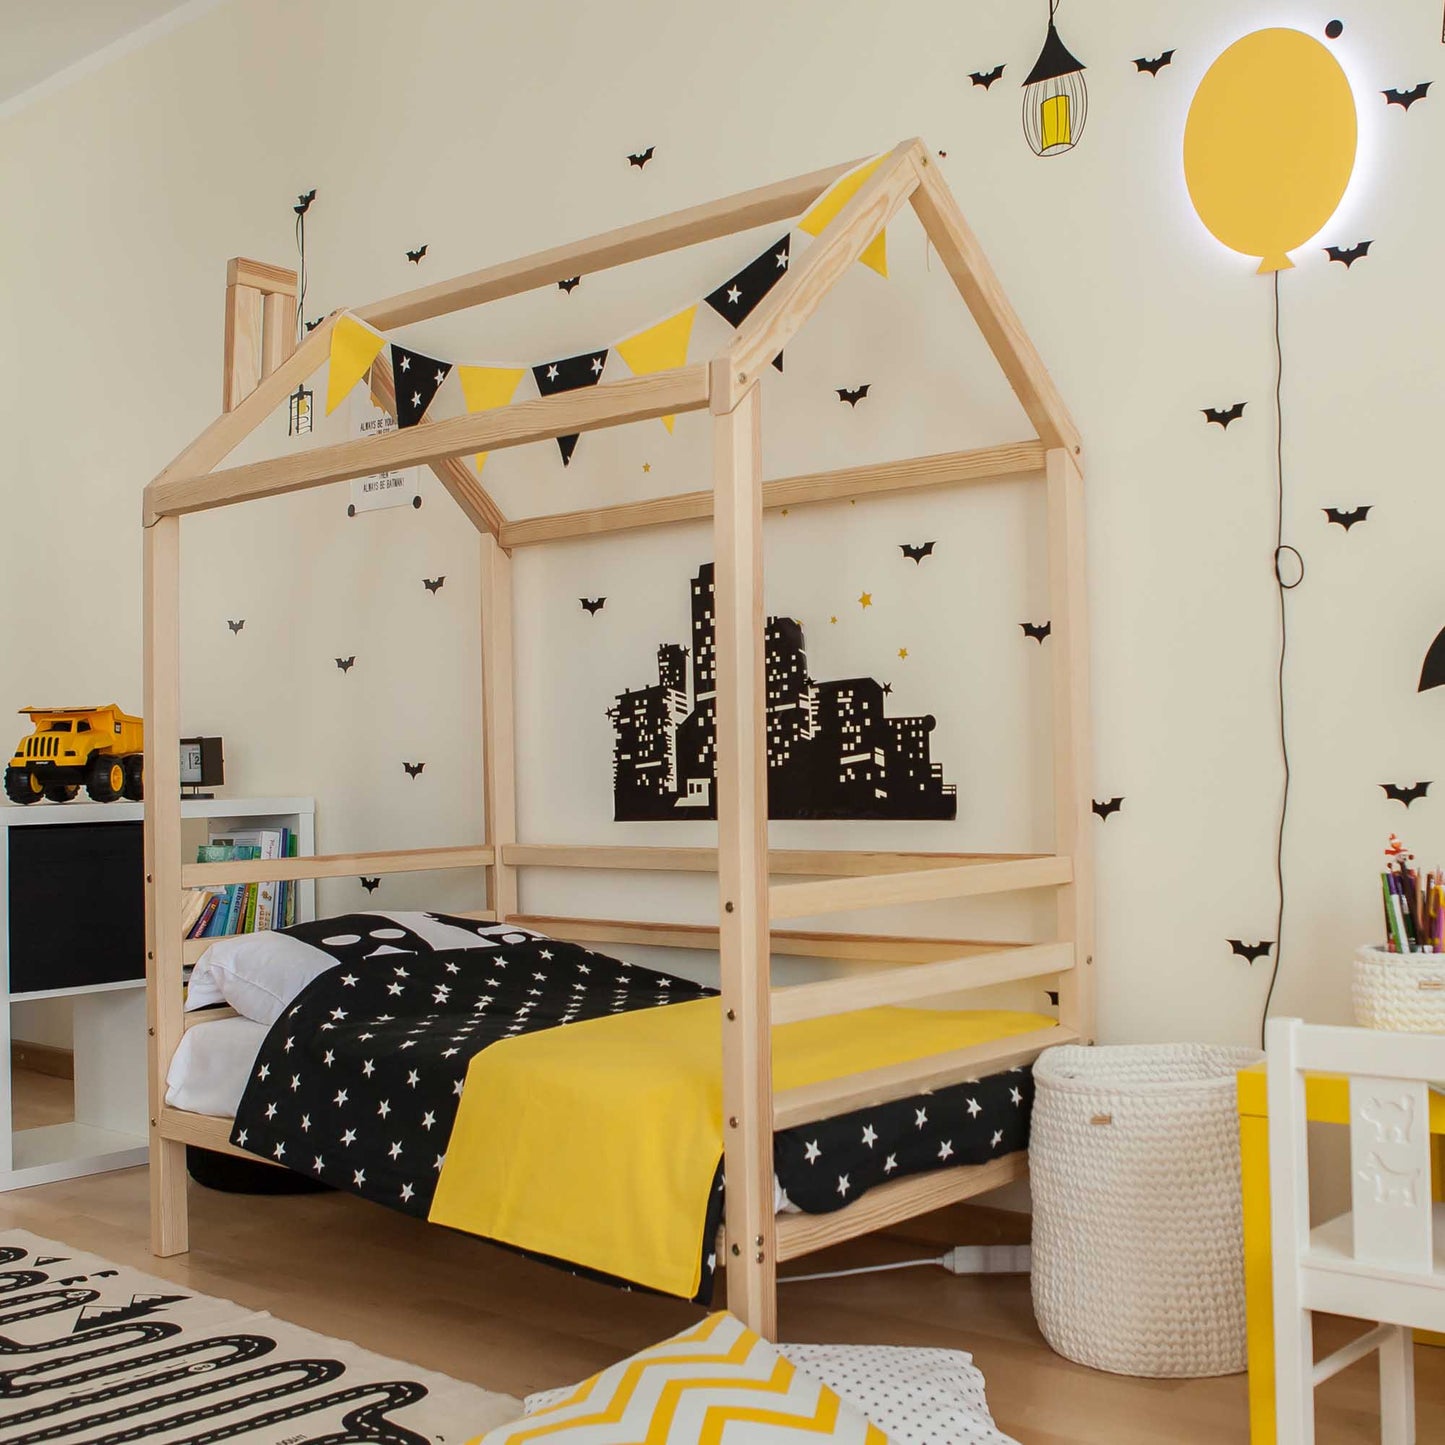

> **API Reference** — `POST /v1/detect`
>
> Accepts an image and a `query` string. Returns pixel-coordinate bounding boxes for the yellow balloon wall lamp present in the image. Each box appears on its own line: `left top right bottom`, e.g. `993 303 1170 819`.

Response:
1183 28 1360 1036
1184 28 1357 273
1022 1 1088 157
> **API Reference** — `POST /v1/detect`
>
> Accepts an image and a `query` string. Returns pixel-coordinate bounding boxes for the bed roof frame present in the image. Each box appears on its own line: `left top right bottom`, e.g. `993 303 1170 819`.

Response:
143 138 1093 1339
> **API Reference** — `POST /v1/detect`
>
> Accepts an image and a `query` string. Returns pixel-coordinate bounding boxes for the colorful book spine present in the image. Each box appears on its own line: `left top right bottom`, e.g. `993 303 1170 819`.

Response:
190 894 223 938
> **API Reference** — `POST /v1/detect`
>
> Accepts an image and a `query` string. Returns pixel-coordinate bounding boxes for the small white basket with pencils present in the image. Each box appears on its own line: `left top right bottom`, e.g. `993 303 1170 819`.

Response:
1354 834 1445 1033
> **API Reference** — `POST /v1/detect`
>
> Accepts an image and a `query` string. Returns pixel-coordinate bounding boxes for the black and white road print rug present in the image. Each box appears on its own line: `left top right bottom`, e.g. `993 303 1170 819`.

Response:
0 1231 519 1444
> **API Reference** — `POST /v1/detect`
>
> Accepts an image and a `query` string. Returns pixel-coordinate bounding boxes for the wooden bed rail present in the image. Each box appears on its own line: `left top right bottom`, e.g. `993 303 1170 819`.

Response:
498 442 1045 548
180 844 493 889
500 844 1042 875
769 941 1072 1026
773 1025 1075 1129
144 366 709 524
768 854 1073 919
507 913 1033 964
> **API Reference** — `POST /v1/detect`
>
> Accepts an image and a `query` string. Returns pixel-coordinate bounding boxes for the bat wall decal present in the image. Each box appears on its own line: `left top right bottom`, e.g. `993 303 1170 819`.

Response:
1092 796 1124 819
1383 83 1431 109
1203 402 1247 428
628 146 655 168
558 276 581 293
1021 621 1052 643
580 597 607 614
836 385 871 406
1323 506 1372 530
969 64 1005 88
227 619 245 634
405 245 428 263
900 542 935 563
1324 241 1373 267
1382 781 1431 806
335 656 355 672
423 576 446 593
1134 50 1176 75
403 761 426 778
359 877 381 893
1229 940 1274 964
293 188 316 216
304 317 323 332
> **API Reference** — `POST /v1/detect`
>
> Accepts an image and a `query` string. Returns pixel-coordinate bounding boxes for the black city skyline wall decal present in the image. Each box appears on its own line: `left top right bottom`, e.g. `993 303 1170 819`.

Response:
533 350 608 465
608 563 957 822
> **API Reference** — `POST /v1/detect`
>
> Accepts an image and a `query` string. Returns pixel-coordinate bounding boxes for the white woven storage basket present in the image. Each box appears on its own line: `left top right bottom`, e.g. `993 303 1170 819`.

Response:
1352 945 1445 1032
1030 1042 1262 1378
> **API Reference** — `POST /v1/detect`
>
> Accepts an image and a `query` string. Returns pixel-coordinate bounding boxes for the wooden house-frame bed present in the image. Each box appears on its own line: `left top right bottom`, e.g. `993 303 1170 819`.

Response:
142 138 1093 1339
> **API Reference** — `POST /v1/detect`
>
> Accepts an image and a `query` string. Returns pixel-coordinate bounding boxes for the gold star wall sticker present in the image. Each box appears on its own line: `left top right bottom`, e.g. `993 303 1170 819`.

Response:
898 647 909 660
829 615 838 624
858 592 872 608
642 461 651 473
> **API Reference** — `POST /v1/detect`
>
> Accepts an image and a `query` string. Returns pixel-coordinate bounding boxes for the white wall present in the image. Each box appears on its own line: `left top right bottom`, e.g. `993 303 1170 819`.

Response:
4 0 1444 1049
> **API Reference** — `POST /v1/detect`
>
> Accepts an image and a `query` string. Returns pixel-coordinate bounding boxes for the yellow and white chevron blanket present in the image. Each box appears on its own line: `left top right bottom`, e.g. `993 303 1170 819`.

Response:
475 1312 888 1443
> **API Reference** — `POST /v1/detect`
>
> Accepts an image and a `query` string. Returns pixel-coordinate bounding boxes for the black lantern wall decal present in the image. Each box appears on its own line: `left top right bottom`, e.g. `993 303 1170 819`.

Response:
1022 1 1088 157
288 382 313 436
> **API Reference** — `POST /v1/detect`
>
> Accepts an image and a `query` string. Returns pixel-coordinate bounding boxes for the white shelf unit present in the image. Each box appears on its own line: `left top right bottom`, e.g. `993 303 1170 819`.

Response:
0 794 314 1189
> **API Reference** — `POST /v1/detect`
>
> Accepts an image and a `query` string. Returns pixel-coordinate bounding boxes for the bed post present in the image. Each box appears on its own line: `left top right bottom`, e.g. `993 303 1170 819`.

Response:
481 534 518 920
1046 447 1095 1044
144 514 188 1254
711 383 777 1337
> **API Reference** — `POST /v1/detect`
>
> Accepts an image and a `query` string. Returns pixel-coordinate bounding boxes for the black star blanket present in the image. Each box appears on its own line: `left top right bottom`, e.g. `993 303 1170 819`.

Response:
231 914 1034 1302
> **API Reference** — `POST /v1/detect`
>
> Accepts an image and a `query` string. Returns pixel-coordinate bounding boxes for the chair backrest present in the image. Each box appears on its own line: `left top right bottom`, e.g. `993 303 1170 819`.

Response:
1265 1018 1441 1276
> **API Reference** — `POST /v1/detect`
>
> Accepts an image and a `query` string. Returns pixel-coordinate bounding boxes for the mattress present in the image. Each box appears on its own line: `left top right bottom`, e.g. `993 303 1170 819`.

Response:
169 1015 794 1214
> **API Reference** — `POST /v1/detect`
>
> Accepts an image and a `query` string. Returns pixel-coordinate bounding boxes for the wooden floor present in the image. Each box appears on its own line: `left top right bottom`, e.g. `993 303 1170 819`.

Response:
5 1069 1441 1443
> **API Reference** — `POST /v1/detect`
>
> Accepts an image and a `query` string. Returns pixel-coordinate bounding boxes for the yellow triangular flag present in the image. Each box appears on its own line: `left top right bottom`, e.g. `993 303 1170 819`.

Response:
799 155 889 278
614 306 696 432
457 365 526 472
325 315 387 414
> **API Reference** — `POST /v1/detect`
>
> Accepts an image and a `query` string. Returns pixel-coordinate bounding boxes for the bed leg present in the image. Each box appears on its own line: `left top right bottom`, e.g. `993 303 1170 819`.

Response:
150 1137 189 1256
712 383 778 1340
144 513 188 1258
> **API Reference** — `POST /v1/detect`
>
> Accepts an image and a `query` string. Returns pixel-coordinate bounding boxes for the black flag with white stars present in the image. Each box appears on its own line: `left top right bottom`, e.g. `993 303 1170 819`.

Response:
705 234 790 372
531 349 609 465
390 344 452 428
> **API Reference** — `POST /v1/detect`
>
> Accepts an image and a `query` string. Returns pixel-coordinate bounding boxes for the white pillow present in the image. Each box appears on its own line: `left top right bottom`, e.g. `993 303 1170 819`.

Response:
186 912 538 1025
526 1343 1017 1445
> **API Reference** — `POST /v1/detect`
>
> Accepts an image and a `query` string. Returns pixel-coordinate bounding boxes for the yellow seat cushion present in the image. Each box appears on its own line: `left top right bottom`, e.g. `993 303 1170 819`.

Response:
476 1312 888 1443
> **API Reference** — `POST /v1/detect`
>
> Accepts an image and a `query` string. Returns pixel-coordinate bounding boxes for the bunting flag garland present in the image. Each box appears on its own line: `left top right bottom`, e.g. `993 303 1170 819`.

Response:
613 306 697 432
705 235 790 372
799 155 889 277
532 349 609 465
326 315 387 414
390 344 453 428
457 365 526 473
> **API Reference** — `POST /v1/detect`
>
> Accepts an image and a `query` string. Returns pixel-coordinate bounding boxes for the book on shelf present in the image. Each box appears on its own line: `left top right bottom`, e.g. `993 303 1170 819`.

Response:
184 825 304 942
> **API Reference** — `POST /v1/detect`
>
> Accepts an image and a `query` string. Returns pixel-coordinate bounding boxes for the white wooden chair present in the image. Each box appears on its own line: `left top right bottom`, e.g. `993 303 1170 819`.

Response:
1266 1017 1445 1444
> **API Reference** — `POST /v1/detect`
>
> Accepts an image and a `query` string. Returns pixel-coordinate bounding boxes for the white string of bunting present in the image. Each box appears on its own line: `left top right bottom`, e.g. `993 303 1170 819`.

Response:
323 154 891 472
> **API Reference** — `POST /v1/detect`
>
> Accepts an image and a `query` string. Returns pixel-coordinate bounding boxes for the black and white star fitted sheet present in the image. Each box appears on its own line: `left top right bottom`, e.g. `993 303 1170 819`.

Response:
230 914 1033 1301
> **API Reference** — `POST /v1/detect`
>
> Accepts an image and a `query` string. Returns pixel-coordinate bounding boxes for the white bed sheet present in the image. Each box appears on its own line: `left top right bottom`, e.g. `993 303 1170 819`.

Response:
165 1014 796 1213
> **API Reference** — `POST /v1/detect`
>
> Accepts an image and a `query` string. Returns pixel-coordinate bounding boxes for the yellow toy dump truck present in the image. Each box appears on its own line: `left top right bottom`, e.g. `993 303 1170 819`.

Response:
5 706 144 805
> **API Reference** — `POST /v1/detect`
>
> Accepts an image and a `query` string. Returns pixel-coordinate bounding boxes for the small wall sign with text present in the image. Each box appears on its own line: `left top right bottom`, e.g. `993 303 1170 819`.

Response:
347 392 420 516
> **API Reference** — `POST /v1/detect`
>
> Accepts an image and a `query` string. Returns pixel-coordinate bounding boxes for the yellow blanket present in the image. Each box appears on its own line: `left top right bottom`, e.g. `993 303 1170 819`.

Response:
429 999 1052 1299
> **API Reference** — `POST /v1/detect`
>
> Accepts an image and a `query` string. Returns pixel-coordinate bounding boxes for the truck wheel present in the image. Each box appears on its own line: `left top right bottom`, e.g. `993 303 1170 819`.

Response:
44 783 79 803
85 756 125 803
122 755 144 801
4 767 41 805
